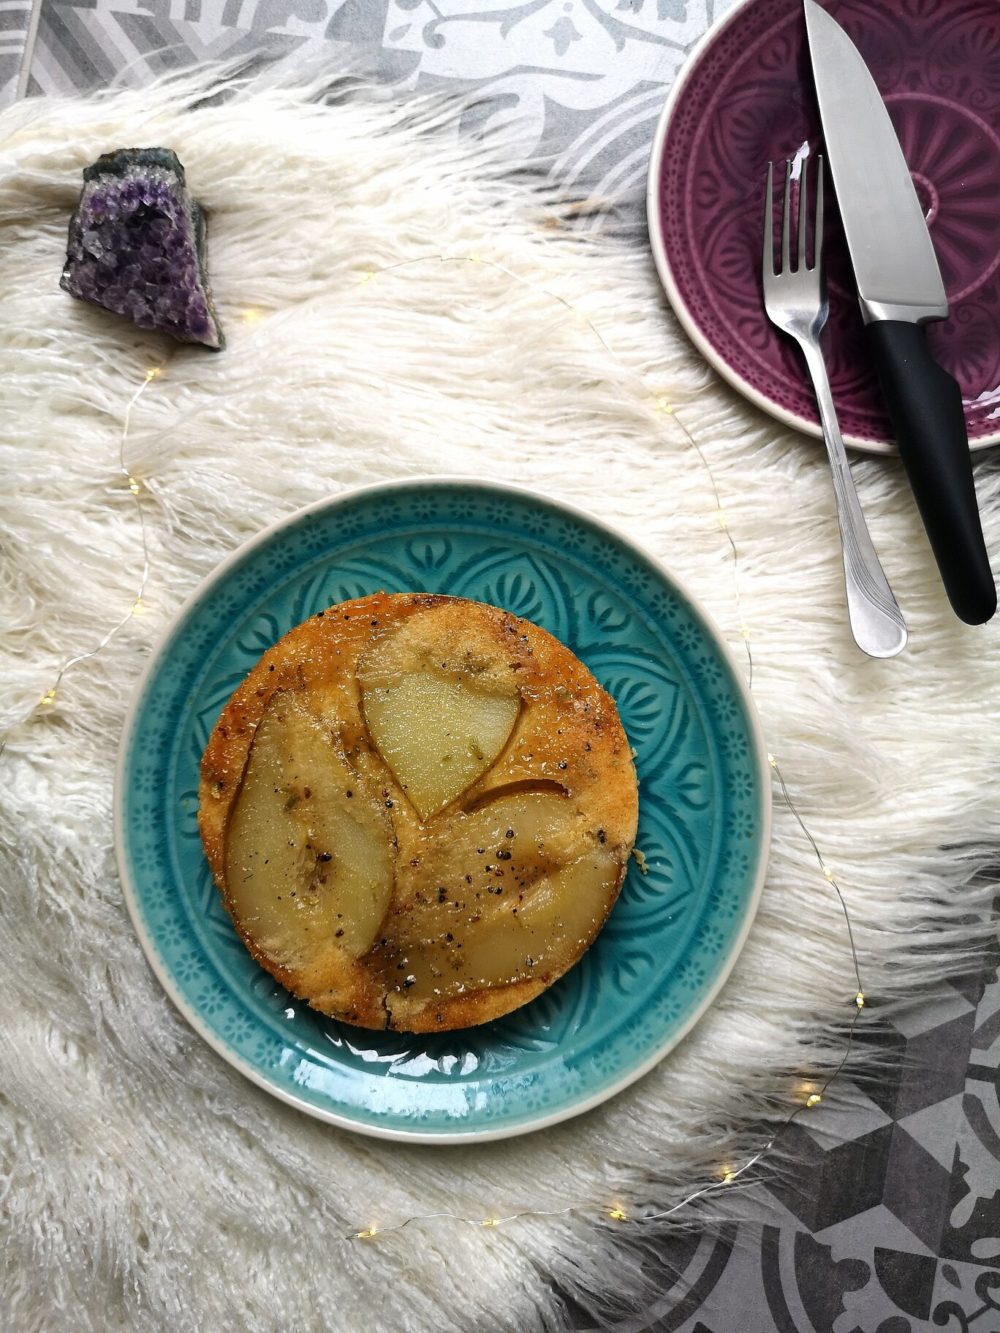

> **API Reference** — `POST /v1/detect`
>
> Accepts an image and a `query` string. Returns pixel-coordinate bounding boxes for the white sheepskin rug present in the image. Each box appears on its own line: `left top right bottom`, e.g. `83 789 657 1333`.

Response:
2 70 999 1332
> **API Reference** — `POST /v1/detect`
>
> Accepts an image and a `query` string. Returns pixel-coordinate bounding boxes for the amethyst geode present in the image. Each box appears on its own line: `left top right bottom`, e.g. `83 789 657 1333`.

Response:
61 147 224 350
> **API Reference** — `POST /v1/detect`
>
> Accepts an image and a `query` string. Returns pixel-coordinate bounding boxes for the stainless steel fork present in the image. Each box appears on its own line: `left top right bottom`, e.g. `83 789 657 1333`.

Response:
763 157 907 659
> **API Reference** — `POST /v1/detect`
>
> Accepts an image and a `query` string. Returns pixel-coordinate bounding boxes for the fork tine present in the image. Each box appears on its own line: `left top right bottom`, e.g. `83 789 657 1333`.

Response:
763 161 775 277
797 156 809 272
814 154 824 272
781 161 792 275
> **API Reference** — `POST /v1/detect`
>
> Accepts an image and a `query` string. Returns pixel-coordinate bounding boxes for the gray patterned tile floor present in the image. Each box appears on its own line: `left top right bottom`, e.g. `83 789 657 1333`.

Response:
0 0 32 103
6 2 1000 1328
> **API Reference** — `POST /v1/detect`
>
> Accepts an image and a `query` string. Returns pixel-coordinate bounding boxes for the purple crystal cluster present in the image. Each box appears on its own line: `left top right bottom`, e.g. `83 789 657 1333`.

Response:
61 147 224 350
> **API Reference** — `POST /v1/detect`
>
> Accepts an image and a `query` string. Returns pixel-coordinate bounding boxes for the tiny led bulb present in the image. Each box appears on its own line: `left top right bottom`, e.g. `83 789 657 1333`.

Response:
128 476 141 495
131 598 145 616
607 1206 628 1222
356 1225 378 1240
806 1093 822 1108
822 864 835 882
481 1217 500 1228
722 1171 737 1185
40 688 57 707
855 992 865 1009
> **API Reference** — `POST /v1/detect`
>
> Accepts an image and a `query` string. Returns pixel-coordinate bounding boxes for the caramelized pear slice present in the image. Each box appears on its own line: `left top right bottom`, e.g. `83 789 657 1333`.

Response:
384 792 618 1007
358 606 522 821
224 694 393 968
361 670 520 820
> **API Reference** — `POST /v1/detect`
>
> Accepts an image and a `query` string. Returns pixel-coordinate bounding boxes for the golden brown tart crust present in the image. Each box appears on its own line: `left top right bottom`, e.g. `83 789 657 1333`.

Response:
198 592 638 1032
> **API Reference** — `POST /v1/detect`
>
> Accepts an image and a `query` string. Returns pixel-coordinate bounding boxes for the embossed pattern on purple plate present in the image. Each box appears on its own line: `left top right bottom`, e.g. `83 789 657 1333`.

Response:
648 0 1000 453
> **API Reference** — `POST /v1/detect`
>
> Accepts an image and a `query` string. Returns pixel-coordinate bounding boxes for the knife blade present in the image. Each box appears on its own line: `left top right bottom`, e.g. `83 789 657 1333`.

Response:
803 0 995 625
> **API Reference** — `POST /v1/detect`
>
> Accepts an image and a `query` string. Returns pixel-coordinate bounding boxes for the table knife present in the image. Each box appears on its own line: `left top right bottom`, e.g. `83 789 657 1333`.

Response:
803 0 995 625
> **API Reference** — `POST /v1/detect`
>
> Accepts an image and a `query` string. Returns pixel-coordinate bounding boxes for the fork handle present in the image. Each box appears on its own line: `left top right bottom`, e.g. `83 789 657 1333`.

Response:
866 321 995 626
800 339 908 658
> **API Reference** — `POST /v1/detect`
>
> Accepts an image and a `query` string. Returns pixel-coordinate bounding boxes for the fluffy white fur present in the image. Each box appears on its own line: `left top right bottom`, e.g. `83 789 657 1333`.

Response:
1 71 998 1332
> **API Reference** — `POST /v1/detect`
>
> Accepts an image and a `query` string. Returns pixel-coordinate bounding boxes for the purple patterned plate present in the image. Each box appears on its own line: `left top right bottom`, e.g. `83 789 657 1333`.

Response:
647 0 1000 454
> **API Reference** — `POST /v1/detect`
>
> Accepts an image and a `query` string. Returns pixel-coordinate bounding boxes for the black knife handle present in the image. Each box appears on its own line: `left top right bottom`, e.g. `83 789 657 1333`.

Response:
866 320 995 625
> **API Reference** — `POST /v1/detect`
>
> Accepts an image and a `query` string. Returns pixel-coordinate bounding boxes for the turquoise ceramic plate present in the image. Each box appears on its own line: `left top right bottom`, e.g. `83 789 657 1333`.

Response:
115 479 770 1142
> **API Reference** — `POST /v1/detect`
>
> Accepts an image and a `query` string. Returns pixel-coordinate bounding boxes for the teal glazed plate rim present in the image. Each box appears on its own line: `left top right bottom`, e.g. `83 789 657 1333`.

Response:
115 478 771 1143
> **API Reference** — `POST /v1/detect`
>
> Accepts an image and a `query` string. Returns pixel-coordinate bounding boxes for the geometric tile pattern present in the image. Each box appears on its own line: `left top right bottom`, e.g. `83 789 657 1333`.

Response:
638 965 1000 1332
561 965 1000 1330
12 0 1000 1324
0 0 33 104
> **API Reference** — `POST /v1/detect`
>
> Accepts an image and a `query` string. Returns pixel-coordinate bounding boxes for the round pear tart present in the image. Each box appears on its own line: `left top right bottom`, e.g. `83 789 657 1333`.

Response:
198 592 639 1033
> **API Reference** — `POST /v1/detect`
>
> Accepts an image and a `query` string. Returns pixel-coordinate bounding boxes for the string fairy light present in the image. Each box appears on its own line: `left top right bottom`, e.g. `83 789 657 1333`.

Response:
337 986 868 1246
13 246 868 1247
343 1203 585 1244
2 358 168 750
